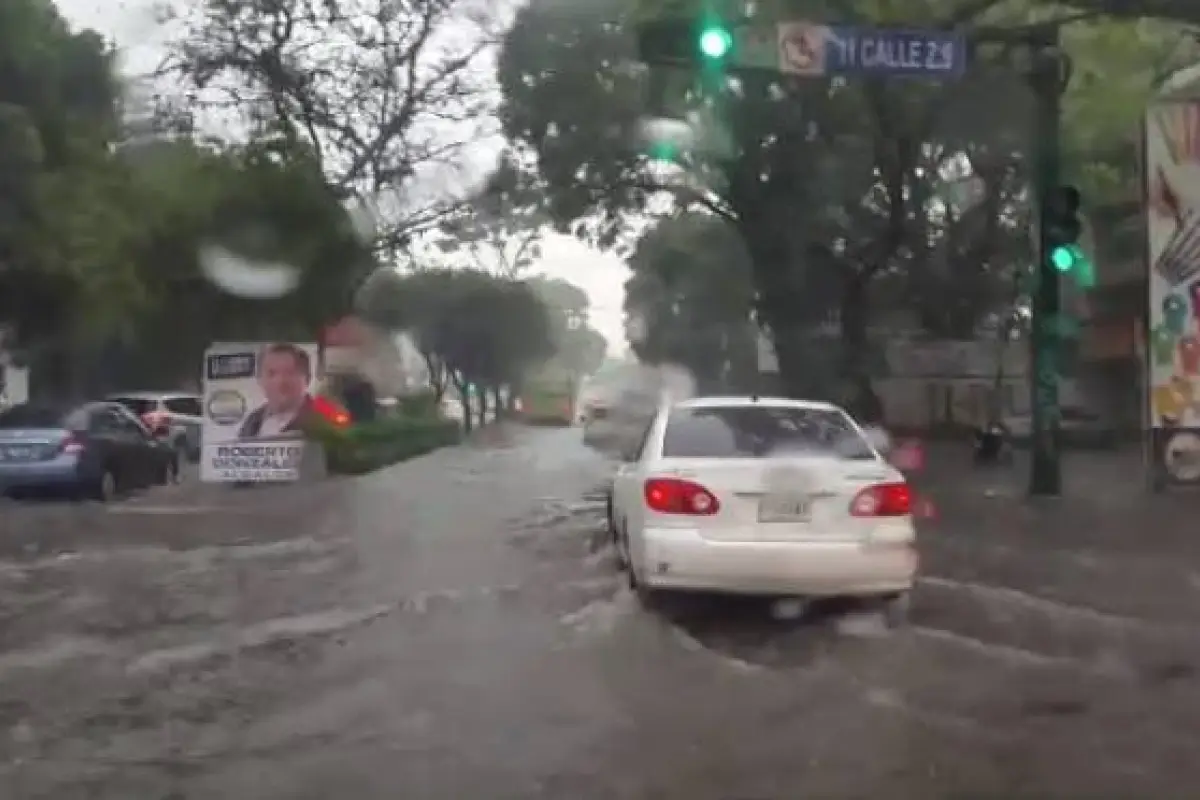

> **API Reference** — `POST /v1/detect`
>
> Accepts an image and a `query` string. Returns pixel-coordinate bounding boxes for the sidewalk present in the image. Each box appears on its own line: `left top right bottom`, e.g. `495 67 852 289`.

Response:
912 442 1200 560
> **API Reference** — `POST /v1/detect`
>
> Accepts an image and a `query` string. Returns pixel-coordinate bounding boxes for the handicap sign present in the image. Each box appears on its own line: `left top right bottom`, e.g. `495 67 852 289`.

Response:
778 22 827 76
777 22 966 78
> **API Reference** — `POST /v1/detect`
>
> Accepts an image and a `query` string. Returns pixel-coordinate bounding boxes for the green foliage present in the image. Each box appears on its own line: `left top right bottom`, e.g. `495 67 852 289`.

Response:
432 149 547 275
0 0 123 349
93 137 376 388
395 389 441 418
527 277 609 376
495 0 1194 392
625 211 756 390
0 0 382 397
307 414 462 475
356 268 556 396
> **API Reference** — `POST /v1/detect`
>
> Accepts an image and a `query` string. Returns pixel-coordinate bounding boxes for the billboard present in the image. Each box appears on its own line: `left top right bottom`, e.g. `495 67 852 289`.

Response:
201 341 319 482
1146 100 1200 483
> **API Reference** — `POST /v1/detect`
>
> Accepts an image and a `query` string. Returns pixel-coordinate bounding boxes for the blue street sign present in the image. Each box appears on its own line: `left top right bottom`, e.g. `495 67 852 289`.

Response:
777 22 966 78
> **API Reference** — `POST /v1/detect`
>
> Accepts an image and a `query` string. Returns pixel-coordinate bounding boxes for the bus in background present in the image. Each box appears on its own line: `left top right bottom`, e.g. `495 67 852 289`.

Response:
518 372 576 426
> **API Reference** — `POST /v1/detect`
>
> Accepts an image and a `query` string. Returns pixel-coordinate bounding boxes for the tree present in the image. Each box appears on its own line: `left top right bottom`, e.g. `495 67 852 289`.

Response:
88 135 377 391
495 0 1196 403
431 148 548 276
164 0 496 250
0 0 123 355
528 276 608 378
356 267 455 400
624 211 756 392
0 0 391 397
1046 0 1200 24
355 268 555 427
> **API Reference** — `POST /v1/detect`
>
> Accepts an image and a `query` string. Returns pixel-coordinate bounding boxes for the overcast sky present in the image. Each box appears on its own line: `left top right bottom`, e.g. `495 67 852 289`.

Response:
58 0 631 355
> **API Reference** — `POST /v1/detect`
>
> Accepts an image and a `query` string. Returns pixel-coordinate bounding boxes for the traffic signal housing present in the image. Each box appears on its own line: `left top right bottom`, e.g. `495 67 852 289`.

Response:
1042 184 1094 287
636 18 733 66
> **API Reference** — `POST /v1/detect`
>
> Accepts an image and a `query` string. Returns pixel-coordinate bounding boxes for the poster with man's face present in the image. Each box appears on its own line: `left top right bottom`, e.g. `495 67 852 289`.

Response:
200 341 319 483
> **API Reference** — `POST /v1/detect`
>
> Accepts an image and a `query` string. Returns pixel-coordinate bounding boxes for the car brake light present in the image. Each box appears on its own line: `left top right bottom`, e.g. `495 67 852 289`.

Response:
849 482 911 517
644 477 720 515
312 395 352 428
59 435 84 455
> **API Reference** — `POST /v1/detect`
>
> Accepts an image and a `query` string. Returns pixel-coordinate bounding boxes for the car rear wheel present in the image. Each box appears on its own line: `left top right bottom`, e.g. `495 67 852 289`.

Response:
93 469 117 502
607 497 628 570
881 591 910 628
623 533 660 608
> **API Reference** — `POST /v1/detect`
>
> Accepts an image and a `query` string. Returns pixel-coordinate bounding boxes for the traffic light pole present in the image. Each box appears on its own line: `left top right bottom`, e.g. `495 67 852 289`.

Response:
1027 42 1069 497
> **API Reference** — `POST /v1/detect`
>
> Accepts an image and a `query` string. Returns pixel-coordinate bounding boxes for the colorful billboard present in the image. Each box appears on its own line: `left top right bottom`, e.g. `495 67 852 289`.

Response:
1146 100 1200 483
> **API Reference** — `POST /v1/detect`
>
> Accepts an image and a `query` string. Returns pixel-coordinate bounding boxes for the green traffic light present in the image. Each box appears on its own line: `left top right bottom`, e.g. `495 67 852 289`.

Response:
1050 245 1076 272
698 26 732 59
646 140 678 163
1049 243 1095 285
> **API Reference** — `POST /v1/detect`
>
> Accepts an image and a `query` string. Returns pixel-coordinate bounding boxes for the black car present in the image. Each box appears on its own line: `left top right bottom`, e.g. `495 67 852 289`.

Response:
0 402 179 500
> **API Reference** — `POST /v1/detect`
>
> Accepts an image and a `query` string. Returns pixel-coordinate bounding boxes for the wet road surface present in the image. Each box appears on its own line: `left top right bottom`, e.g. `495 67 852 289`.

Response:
3 428 1200 797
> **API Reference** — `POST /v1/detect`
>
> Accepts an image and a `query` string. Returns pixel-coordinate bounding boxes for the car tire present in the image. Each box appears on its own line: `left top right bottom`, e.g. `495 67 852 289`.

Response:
93 469 118 502
634 580 660 610
881 591 910 628
624 533 660 609
608 497 628 570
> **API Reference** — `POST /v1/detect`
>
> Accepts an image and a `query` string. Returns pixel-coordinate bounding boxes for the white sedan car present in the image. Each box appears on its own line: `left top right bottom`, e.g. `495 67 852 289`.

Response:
607 396 916 623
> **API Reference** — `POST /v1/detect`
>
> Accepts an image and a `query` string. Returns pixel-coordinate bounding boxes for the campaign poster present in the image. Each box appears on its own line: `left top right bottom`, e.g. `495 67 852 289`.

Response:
201 341 319 483
1146 100 1200 484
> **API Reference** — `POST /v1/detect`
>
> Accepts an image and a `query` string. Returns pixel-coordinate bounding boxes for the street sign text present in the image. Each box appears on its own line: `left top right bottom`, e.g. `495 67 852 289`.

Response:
777 23 966 78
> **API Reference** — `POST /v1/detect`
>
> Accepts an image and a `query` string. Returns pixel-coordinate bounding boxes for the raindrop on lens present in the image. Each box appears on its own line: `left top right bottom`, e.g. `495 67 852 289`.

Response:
199 245 300 299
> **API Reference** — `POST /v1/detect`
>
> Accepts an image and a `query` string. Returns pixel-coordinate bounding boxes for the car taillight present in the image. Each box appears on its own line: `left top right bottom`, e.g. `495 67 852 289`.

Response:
644 477 720 515
849 482 911 517
312 395 352 428
59 435 84 455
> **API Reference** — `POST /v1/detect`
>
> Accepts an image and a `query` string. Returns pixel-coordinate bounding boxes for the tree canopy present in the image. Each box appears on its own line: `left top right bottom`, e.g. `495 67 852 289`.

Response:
0 0 122 351
430 149 548 276
624 212 756 392
495 0 1197 396
528 277 609 378
356 268 556 427
164 0 497 251
0 0 381 397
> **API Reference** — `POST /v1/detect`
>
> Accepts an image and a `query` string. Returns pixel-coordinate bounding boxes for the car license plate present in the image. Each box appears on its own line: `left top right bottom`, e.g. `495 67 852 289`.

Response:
758 494 811 522
2 446 32 461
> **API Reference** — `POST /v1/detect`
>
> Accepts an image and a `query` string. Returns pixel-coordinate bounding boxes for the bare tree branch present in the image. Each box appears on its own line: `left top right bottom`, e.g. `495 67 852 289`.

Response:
163 0 495 245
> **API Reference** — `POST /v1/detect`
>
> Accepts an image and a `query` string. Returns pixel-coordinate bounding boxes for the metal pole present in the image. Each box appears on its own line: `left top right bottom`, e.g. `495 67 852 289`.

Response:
1028 41 1067 496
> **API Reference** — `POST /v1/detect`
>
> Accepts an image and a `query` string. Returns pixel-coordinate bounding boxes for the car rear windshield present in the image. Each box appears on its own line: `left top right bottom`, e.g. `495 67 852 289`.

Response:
661 405 876 460
110 396 157 416
0 404 72 429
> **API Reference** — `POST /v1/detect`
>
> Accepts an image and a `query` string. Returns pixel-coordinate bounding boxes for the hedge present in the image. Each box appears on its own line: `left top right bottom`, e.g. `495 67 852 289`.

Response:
394 389 440 418
306 414 461 475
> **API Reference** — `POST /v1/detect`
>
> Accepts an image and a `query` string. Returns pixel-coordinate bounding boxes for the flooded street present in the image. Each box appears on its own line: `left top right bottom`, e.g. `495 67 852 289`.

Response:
3 428 1200 797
